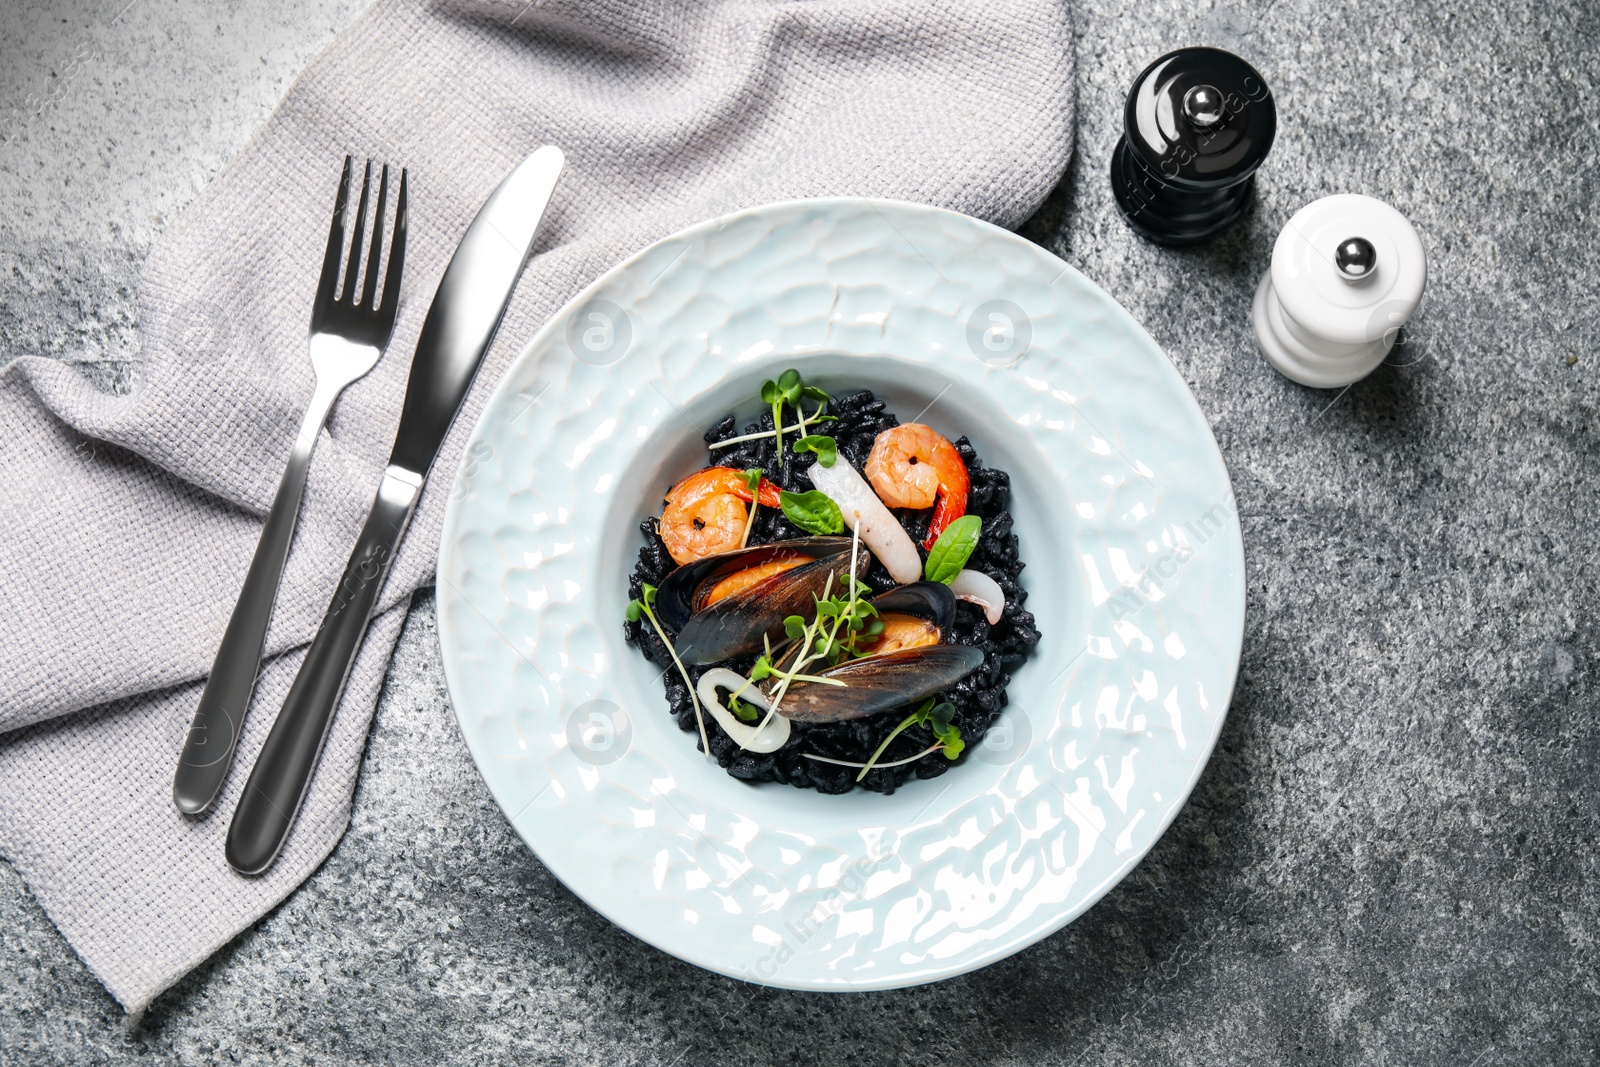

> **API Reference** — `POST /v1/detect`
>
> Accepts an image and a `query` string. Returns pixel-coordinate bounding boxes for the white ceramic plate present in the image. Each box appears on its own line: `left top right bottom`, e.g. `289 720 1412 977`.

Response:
436 199 1244 990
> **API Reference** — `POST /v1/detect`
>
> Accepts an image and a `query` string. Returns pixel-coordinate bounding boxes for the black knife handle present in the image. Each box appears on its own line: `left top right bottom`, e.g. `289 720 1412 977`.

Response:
224 466 420 875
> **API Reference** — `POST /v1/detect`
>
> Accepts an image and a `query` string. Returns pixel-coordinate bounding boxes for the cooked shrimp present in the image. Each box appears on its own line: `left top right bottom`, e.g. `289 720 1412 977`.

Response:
660 493 746 566
864 424 970 549
659 466 780 565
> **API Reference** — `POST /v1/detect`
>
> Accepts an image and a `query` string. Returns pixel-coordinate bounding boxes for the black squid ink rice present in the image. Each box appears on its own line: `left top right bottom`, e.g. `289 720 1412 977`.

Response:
623 384 1041 795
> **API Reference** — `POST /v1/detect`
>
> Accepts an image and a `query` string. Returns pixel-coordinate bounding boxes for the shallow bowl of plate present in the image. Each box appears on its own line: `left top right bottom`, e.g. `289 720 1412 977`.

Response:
436 198 1245 990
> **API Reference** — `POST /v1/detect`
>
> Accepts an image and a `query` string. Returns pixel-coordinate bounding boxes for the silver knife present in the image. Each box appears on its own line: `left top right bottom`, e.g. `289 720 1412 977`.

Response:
225 146 564 875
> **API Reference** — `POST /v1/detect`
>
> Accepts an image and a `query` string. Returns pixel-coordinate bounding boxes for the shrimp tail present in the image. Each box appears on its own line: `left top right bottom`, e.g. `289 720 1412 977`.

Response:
922 485 969 549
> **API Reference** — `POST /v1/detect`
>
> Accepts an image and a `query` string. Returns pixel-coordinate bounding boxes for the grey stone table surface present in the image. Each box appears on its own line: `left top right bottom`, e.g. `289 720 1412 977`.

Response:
3 0 1596 1063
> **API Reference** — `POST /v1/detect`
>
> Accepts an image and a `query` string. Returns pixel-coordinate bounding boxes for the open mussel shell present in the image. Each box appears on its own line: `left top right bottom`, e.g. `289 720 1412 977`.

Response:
658 537 868 665
775 644 984 724
655 537 851 630
758 578 954 679
761 580 962 697
870 581 957 631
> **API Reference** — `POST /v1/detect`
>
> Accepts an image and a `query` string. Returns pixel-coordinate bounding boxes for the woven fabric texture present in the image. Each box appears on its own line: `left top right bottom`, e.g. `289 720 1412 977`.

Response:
0 0 1073 1011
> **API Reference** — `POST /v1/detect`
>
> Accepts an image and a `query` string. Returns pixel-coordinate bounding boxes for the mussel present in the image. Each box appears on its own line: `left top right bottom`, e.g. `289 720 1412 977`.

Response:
869 581 958 631
774 646 983 723
656 537 870 665
767 580 983 724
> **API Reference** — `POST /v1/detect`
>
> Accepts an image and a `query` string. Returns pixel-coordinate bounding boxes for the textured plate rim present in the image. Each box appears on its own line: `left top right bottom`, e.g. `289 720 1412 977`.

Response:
436 196 1246 991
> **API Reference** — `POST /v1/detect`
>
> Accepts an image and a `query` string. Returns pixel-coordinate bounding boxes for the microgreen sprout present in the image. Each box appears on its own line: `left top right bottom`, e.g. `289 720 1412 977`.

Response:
746 521 867 733
796 384 829 439
792 434 838 468
831 697 964 782
738 467 763 548
727 693 759 722
759 369 802 466
626 584 711 759
808 575 881 664
706 412 836 451
753 368 831 466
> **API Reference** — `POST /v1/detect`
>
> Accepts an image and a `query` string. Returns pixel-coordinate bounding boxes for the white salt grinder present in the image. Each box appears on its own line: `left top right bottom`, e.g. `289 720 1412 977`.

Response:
1253 193 1427 388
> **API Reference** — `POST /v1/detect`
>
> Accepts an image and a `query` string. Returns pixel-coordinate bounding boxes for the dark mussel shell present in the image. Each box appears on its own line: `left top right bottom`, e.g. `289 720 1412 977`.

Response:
870 581 958 631
655 537 851 630
774 645 984 724
764 580 957 678
657 537 869 665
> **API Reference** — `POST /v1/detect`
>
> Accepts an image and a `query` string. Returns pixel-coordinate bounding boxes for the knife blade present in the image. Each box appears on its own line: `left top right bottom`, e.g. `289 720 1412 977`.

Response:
225 146 564 875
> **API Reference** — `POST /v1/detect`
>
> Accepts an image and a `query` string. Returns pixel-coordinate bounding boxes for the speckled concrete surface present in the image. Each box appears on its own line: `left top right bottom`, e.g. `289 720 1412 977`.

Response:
2 0 1596 1063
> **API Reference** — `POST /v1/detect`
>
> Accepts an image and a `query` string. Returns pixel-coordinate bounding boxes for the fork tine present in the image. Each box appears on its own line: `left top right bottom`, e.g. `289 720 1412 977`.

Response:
360 164 389 310
311 156 353 322
341 159 373 303
377 168 408 325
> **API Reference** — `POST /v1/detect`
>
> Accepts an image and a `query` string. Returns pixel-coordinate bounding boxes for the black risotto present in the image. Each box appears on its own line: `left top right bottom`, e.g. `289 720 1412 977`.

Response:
623 388 1040 794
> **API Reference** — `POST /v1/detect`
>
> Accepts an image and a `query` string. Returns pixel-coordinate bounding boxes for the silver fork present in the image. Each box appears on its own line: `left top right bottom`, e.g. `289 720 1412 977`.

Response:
173 157 408 815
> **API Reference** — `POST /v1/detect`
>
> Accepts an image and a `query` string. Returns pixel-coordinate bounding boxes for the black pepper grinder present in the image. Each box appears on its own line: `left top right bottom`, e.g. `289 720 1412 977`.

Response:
1110 47 1277 246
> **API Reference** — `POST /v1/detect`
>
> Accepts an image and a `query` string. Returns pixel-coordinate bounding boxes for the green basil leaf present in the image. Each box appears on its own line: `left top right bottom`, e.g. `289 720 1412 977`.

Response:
624 599 643 623
800 385 830 405
923 515 983 584
779 488 844 535
759 379 781 405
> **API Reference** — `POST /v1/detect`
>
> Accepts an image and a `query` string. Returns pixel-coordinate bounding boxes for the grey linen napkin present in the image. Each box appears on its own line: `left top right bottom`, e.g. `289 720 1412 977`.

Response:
0 0 1073 1012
